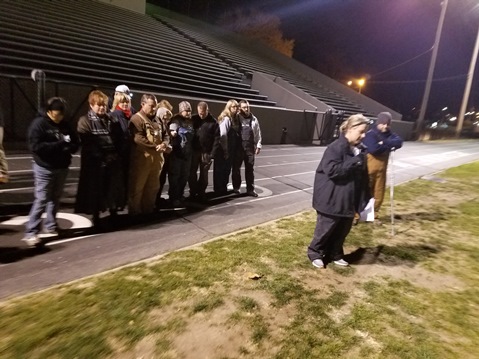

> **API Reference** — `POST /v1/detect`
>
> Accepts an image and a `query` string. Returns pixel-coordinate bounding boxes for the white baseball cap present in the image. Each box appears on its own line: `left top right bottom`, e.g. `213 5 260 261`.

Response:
115 84 133 98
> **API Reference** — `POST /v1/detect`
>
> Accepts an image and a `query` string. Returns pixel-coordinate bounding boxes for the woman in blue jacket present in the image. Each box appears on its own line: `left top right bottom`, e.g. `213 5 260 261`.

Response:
307 114 371 268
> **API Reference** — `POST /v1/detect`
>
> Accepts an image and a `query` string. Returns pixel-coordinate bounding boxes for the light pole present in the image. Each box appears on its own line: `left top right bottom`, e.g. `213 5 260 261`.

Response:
416 0 449 136
456 24 479 137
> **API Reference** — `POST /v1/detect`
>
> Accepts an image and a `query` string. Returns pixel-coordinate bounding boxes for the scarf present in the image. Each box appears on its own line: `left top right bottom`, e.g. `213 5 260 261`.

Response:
116 105 131 119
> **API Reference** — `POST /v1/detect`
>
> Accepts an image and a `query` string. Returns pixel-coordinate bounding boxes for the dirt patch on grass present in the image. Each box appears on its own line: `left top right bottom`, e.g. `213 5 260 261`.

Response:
172 299 248 358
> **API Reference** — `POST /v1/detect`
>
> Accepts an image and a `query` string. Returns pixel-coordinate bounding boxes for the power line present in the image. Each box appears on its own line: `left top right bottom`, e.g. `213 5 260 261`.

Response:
369 74 467 84
371 46 433 78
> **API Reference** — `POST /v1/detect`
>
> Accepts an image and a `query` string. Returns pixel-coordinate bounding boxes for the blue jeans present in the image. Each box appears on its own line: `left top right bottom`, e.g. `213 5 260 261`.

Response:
25 163 68 236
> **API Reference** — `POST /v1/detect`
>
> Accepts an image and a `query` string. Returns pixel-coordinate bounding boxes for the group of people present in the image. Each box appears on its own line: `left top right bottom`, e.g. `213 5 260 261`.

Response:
20 84 403 269
307 111 403 268
22 86 263 246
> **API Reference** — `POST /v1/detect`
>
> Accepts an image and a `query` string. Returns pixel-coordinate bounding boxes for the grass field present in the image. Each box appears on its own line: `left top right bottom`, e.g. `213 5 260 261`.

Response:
1 162 479 359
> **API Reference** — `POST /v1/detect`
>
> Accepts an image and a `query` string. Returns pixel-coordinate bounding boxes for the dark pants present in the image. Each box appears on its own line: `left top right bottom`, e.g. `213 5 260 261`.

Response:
168 154 191 201
213 153 231 193
156 153 170 206
189 152 212 196
307 212 354 261
232 147 255 192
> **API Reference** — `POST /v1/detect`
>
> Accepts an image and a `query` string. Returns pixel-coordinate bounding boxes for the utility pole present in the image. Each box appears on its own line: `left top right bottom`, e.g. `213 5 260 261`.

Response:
456 24 479 137
416 0 449 137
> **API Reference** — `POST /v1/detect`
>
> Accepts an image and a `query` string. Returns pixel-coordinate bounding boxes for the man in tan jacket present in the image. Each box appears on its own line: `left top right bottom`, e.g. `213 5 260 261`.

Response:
363 112 403 223
128 94 169 215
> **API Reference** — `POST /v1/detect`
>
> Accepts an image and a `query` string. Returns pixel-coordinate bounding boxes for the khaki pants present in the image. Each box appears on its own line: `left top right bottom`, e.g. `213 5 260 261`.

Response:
367 153 389 218
128 149 164 215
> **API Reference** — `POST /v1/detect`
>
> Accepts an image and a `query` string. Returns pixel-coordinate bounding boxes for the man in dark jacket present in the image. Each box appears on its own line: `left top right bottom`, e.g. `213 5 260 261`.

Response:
23 97 79 246
188 101 219 201
363 112 403 222
307 114 370 268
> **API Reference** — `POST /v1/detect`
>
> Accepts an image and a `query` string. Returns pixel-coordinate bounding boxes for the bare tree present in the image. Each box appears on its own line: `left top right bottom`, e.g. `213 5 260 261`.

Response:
217 7 294 57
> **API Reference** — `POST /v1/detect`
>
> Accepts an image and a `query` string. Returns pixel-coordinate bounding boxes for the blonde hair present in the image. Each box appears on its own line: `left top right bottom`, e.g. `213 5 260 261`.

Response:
340 114 370 133
218 99 238 123
111 92 131 111
156 107 172 120
157 99 173 112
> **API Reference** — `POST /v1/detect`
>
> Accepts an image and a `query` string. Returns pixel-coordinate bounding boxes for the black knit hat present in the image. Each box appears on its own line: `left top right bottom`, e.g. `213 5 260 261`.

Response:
46 97 66 112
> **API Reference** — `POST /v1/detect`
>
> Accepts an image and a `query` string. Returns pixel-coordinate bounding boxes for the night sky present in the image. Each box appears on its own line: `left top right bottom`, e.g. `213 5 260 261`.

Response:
150 0 479 120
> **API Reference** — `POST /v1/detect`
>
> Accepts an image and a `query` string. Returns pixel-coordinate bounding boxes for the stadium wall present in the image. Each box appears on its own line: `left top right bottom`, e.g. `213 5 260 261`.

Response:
0 77 326 149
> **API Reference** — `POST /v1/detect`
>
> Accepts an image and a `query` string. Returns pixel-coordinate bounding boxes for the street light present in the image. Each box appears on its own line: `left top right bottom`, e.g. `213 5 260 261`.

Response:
347 78 366 93
358 78 365 94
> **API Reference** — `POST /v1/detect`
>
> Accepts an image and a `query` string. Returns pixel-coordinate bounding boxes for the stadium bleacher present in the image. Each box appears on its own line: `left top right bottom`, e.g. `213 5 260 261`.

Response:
0 0 409 144
151 11 374 117
0 0 274 106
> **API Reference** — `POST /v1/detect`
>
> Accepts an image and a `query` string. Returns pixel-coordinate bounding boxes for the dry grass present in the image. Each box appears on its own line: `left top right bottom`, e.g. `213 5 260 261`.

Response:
1 163 479 358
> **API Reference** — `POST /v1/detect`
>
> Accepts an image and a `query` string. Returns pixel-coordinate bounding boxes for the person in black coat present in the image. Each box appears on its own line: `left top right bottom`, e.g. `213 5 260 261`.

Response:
109 91 133 205
75 90 125 228
188 101 220 201
307 114 371 268
23 97 79 246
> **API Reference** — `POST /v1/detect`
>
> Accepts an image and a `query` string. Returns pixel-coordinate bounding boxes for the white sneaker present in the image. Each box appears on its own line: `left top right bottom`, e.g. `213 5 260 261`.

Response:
44 228 59 236
312 259 324 268
333 259 349 267
21 234 41 247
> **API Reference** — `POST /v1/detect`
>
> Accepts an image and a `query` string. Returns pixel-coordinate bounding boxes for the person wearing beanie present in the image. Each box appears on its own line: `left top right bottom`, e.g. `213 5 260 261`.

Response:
168 101 195 207
22 97 80 246
362 111 403 224
109 84 136 115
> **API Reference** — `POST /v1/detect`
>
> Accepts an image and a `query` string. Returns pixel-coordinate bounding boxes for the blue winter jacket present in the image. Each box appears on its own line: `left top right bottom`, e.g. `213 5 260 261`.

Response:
363 127 403 157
